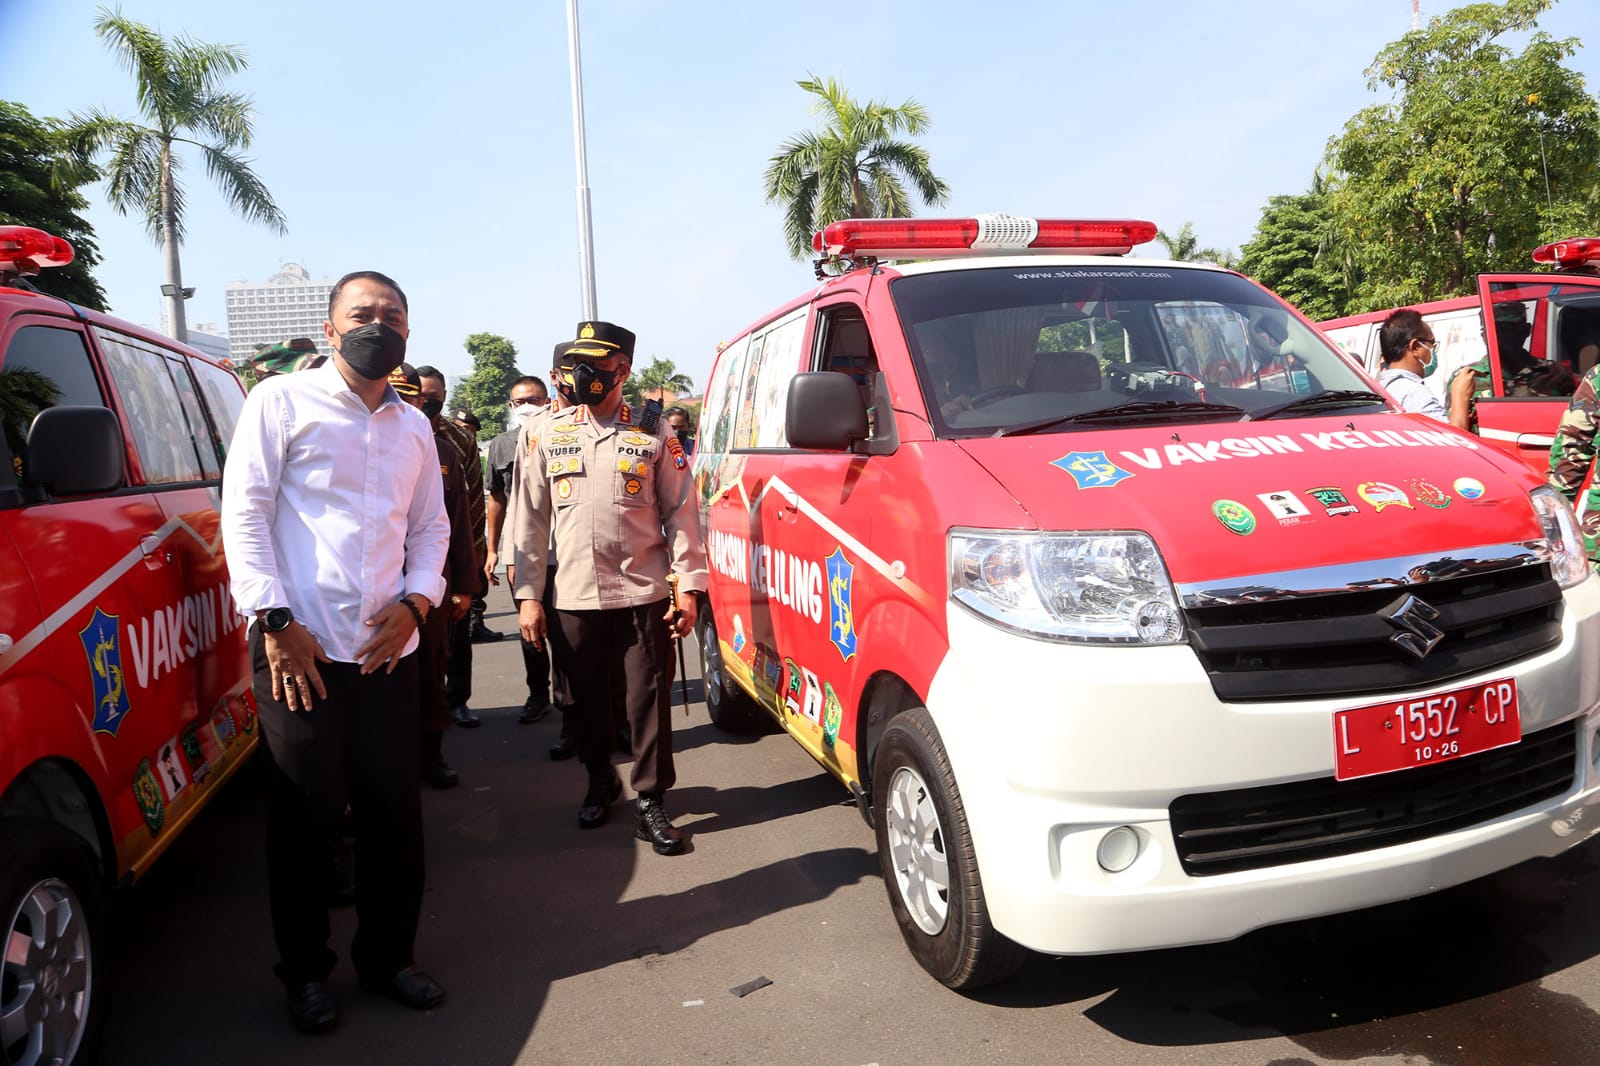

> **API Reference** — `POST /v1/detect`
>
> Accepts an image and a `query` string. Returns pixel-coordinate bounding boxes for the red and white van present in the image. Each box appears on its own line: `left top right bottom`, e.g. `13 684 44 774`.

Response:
0 226 257 1061
1320 238 1600 473
692 215 1600 989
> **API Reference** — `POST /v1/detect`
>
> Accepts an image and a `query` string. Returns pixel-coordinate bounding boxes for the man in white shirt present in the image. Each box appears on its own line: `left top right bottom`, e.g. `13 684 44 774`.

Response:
1376 308 1474 429
221 271 451 1035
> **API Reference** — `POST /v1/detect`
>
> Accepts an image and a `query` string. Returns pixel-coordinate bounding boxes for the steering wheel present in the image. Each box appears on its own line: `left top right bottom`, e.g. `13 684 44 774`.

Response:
967 385 1024 406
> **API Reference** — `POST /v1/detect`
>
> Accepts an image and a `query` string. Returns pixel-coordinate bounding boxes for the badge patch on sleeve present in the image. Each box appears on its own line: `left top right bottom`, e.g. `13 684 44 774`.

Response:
666 436 688 470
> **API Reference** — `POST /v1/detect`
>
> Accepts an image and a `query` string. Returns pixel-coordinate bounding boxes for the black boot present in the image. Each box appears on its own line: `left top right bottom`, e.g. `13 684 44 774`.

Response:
420 731 459 789
549 704 577 760
578 766 622 829
635 793 687 855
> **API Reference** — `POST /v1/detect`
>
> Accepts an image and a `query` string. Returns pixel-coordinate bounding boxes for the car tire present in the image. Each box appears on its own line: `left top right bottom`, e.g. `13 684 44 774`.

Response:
872 707 1025 990
695 604 761 732
0 819 107 1066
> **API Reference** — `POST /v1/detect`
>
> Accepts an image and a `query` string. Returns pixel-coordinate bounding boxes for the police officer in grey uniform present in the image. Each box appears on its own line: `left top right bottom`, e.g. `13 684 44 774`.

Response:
510 321 707 854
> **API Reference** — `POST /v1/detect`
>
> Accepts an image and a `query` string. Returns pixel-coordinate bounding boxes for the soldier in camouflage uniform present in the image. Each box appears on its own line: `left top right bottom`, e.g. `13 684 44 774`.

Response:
1548 363 1600 565
1447 302 1577 433
239 338 323 390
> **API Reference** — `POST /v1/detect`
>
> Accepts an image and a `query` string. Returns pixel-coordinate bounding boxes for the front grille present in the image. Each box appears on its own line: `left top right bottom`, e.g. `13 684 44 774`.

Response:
1169 721 1577 876
1185 560 1562 702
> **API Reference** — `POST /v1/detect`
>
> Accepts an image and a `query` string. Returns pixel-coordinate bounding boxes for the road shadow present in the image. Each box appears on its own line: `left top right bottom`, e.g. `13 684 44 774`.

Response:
970 844 1600 1066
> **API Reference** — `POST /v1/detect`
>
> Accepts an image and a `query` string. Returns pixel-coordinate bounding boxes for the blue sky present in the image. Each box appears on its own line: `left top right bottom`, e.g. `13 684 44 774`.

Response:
3 0 1596 393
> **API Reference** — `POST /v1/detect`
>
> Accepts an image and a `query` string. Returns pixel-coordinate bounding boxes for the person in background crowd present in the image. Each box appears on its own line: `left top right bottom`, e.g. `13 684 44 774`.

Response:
485 370 562 729
511 321 708 855
665 405 696 455
221 270 449 1034
1375 308 1474 428
1449 301 1578 433
415 367 491 728
392 364 477 787
242 337 323 389
1548 351 1600 568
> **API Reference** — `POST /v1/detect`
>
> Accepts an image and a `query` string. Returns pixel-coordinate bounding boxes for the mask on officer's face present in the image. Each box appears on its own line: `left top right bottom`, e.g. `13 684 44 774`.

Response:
570 361 619 403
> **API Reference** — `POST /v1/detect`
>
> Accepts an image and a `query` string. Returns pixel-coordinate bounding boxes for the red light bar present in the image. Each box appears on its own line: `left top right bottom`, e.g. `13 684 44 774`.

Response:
1531 237 1600 270
812 215 1158 260
0 226 75 276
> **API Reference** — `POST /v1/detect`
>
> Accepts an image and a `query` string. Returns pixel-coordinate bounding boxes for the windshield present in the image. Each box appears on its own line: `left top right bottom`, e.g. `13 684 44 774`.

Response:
890 264 1375 436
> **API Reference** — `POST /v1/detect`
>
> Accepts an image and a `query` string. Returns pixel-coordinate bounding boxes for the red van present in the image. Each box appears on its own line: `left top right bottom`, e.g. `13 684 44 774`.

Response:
693 215 1600 990
1320 237 1600 473
0 226 257 1063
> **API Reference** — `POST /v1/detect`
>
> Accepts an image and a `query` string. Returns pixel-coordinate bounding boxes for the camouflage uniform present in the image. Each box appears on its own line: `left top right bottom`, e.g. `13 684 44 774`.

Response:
1548 363 1600 564
1447 354 1577 435
239 338 321 390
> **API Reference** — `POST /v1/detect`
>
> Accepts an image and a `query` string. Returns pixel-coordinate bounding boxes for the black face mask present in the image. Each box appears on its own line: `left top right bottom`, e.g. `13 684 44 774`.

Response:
564 361 620 404
675 428 691 445
337 321 408 380
420 397 445 419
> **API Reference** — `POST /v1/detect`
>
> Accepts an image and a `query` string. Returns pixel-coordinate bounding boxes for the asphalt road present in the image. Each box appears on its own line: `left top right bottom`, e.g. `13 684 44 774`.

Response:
101 586 1600 1065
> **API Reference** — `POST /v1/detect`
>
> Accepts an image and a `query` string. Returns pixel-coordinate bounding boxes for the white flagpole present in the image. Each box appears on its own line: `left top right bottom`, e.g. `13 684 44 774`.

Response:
566 0 598 320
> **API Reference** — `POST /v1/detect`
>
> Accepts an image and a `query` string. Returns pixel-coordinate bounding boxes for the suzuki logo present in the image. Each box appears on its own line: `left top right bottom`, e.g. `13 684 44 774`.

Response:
1380 594 1444 660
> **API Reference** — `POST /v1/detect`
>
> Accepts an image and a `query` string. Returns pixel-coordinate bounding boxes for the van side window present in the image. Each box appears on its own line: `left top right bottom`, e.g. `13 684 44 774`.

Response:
95 327 207 485
732 309 807 450
701 335 749 456
0 325 108 486
189 357 245 466
817 312 877 384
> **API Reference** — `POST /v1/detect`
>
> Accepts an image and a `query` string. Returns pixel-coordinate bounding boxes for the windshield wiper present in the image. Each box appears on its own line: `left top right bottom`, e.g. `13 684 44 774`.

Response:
1250 389 1389 421
997 399 1248 437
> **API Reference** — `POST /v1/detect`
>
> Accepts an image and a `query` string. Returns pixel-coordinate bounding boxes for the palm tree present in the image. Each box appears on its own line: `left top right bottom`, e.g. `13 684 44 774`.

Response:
62 8 285 342
1155 221 1237 268
763 74 951 260
624 357 695 406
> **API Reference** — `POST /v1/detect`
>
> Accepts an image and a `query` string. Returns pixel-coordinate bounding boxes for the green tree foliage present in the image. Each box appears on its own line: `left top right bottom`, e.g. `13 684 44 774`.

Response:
764 74 952 260
623 356 694 407
62 7 286 342
1154 222 1234 266
1238 174 1353 320
452 333 522 438
1326 0 1600 307
0 101 108 310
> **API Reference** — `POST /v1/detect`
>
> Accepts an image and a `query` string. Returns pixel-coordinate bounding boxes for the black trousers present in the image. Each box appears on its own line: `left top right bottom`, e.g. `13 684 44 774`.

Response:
445 583 475 709
518 565 568 709
419 602 453 734
555 599 675 796
252 626 424 986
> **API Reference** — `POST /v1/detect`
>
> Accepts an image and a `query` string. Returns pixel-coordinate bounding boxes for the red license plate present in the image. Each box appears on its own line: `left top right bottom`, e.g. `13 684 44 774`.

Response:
1333 677 1521 782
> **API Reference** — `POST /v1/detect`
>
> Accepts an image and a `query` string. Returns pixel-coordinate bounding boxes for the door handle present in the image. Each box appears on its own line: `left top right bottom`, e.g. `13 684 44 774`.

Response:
140 534 172 565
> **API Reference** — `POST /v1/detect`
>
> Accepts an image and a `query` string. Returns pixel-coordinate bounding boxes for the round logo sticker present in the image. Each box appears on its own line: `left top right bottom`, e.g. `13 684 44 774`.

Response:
1212 499 1256 535
1454 476 1486 500
557 479 573 500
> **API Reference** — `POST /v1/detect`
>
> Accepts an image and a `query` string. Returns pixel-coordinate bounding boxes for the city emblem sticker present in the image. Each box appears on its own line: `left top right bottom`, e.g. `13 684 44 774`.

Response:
1453 476 1486 501
782 657 804 716
1409 479 1451 509
1212 499 1256 536
800 665 823 724
134 758 165 836
181 721 211 786
156 737 190 802
1256 490 1311 524
1357 481 1412 511
731 613 746 655
822 682 843 749
826 547 858 662
1050 450 1133 489
233 695 257 736
82 606 132 737
1307 486 1359 517
211 701 238 750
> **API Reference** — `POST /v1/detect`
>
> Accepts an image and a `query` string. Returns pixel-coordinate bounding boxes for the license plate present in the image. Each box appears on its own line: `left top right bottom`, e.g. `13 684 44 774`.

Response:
1332 677 1521 782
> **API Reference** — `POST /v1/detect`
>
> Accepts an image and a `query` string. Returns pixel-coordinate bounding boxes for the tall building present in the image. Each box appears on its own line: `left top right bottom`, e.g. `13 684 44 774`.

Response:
157 314 232 362
223 264 334 365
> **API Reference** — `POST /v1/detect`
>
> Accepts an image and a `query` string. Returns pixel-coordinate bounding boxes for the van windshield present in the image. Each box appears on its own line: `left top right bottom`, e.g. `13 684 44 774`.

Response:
890 265 1374 436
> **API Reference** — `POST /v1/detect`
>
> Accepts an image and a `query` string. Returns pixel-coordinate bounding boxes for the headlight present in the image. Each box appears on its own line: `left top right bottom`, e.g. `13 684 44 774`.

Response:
1529 487 1591 589
949 528 1184 644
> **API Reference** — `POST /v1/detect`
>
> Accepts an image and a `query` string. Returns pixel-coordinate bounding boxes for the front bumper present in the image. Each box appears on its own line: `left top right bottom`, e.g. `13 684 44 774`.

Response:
923 574 1600 956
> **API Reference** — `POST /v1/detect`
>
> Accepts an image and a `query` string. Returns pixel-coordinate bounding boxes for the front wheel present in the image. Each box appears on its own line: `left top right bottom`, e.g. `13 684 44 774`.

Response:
872 708 1025 990
0 820 107 1066
695 603 761 732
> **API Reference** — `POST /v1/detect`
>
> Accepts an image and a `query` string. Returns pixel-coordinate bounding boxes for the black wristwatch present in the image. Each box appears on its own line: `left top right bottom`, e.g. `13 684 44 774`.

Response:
261 606 294 633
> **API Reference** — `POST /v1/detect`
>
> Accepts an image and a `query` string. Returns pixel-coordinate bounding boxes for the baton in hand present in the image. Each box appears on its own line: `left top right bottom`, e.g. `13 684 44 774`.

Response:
668 574 690 716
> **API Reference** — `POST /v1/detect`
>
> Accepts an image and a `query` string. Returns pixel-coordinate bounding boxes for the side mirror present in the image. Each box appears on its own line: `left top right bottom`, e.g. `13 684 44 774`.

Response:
787 372 868 450
23 405 125 495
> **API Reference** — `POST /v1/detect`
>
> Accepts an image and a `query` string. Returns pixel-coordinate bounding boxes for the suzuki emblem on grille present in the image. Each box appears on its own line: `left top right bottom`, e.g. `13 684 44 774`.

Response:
1380 594 1444 660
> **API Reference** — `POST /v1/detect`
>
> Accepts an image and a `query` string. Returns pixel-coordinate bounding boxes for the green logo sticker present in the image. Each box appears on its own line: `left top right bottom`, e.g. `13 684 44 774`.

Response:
1212 499 1256 535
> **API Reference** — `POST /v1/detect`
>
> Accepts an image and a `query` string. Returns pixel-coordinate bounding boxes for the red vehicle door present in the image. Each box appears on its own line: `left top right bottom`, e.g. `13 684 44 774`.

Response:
1472 272 1600 472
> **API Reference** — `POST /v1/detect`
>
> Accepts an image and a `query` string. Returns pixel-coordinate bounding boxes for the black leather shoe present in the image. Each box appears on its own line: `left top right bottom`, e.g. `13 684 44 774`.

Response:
287 980 340 1034
578 768 623 829
635 794 687 855
421 754 459 790
549 736 576 761
519 700 555 725
449 704 481 728
359 965 446 1011
469 623 505 644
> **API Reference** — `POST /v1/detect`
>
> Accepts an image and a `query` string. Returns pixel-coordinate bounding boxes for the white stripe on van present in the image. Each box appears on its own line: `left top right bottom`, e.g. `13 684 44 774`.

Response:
1479 426 1556 448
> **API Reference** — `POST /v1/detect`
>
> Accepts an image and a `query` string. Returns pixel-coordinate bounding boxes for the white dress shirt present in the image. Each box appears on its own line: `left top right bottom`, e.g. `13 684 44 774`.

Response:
221 360 451 662
1378 367 1450 423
